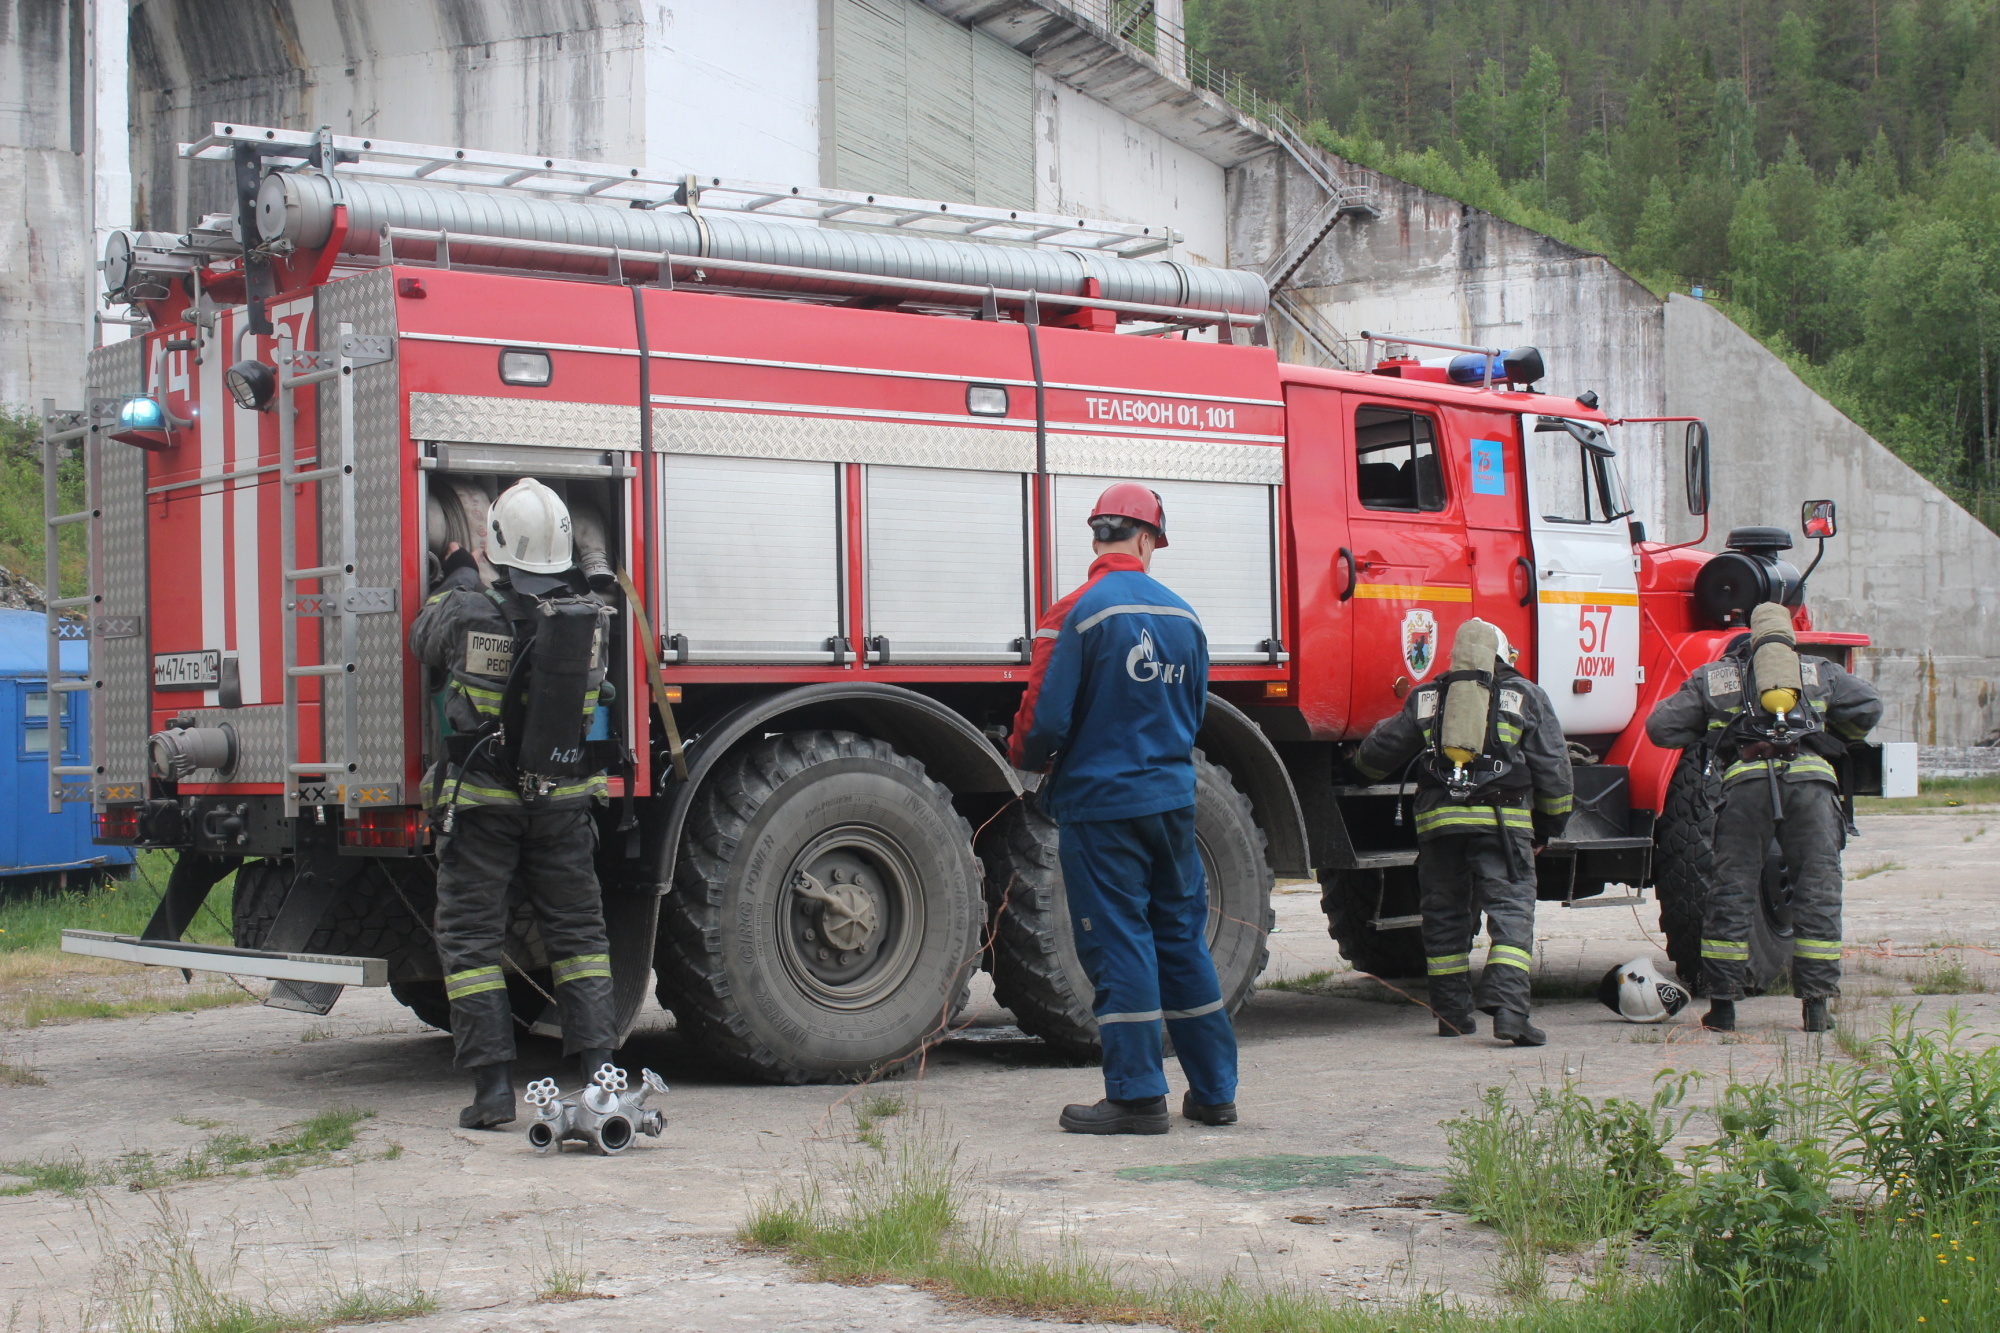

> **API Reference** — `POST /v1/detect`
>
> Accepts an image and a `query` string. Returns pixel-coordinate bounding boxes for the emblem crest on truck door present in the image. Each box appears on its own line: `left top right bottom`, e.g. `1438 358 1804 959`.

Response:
1401 608 1437 679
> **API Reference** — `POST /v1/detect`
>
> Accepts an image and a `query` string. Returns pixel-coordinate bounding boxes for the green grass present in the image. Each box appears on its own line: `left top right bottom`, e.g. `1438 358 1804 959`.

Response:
1857 776 2000 813
0 851 234 954
0 1057 46 1086
13 987 253 1028
744 1013 2000 1332
0 1107 374 1196
101 1193 435 1333
1911 958 1988 996
1851 861 1903 880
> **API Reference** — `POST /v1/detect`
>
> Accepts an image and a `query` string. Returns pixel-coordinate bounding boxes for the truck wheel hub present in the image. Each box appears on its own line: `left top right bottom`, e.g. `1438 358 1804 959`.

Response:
783 834 917 1005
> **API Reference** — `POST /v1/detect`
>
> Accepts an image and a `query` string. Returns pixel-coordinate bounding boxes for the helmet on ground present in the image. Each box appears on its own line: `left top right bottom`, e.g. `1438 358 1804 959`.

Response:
487 478 574 578
1089 482 1168 547
1596 956 1691 1023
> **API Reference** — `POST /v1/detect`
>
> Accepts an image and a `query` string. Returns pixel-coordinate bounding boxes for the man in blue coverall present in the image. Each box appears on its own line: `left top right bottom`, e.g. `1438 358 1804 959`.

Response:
1009 483 1239 1135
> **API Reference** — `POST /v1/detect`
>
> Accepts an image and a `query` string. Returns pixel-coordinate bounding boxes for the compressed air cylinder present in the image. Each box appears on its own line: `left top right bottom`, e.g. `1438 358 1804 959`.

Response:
1749 602 1803 715
514 598 603 793
1440 619 1502 765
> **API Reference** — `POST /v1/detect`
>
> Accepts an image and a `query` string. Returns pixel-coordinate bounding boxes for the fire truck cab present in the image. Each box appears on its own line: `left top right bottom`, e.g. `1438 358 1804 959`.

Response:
48 125 1878 1082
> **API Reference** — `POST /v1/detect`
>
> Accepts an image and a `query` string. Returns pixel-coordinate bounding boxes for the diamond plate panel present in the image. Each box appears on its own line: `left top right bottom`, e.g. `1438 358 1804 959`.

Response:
1045 434 1286 485
315 270 406 797
174 705 286 783
654 408 1033 472
411 393 639 450
88 339 150 797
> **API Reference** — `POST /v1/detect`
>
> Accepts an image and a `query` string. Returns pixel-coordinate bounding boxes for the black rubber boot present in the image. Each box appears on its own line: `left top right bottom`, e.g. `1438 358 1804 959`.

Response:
459 1063 515 1129
1181 1092 1238 1126
1059 1097 1170 1135
577 1048 621 1085
1703 999 1738 1032
1432 977 1476 1037
1801 998 1832 1033
1492 1010 1546 1047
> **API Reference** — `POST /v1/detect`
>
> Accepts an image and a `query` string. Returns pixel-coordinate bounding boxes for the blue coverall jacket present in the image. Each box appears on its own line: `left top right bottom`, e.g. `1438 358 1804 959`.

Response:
1008 551 1237 1106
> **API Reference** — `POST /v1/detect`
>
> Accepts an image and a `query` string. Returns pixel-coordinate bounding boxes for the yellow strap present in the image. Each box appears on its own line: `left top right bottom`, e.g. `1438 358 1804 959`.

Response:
616 566 689 783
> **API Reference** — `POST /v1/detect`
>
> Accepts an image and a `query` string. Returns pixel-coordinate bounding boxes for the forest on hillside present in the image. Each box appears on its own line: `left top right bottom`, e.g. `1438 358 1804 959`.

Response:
1184 0 2000 526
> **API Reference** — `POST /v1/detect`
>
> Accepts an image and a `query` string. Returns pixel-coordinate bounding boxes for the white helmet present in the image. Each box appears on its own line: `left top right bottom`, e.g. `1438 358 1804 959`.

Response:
1492 625 1517 666
486 478 573 577
1597 956 1691 1023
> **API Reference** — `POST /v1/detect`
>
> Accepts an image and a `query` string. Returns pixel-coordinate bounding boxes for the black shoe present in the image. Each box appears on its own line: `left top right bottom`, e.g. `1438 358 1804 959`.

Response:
1437 1012 1477 1037
1703 999 1737 1033
1801 998 1831 1033
1181 1092 1238 1126
1059 1097 1169 1135
577 1048 621 1086
459 1063 515 1129
1492 1011 1546 1047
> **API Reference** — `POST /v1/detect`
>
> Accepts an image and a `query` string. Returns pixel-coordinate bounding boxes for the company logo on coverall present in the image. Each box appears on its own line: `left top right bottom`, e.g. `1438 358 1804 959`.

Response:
1126 629 1189 684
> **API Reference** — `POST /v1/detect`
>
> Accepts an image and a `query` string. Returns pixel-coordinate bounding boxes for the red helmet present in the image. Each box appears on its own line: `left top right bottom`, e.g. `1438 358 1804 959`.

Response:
1089 482 1169 547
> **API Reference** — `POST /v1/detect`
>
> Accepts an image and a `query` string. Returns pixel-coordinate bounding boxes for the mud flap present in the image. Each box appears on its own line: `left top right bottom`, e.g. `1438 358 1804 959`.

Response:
257 856 370 1016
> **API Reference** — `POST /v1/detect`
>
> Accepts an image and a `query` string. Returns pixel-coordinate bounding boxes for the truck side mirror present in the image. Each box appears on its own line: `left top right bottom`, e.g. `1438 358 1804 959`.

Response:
1684 422 1710 517
1801 499 1836 539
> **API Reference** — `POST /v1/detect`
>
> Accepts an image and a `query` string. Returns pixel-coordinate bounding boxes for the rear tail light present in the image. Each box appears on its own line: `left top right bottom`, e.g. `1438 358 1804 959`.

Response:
95 806 142 842
341 808 429 851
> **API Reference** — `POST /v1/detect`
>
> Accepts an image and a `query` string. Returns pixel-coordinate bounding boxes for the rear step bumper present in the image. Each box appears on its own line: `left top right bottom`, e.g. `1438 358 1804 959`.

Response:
61 930 387 987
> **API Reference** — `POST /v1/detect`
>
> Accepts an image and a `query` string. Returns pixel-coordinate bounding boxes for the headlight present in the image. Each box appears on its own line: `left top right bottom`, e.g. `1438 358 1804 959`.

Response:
225 359 276 411
499 348 553 386
966 383 1008 416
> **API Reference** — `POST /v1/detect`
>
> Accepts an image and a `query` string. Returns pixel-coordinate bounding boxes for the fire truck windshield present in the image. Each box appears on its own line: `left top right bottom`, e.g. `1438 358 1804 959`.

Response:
1532 417 1633 525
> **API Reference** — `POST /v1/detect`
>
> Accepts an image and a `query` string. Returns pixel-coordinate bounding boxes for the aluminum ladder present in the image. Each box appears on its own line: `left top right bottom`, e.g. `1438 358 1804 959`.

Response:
38 399 108 813
276 323 393 817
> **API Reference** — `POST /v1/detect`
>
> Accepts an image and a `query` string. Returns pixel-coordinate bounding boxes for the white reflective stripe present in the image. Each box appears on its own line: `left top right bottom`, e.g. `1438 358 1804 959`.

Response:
1096 1008 1164 1024
1034 628 1061 640
1163 998 1225 1021
1073 603 1201 633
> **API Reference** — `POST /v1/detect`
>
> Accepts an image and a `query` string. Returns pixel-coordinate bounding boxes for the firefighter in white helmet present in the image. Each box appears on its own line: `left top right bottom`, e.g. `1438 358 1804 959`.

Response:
1352 618 1573 1045
408 478 621 1129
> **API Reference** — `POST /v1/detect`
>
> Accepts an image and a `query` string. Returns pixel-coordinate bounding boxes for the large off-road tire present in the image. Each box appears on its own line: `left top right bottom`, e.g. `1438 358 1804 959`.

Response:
1318 864 1427 978
1653 751 1791 994
978 750 1275 1057
655 730 982 1084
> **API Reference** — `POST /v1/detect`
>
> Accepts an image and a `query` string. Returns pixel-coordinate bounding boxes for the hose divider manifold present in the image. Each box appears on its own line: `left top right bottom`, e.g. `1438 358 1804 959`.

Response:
524 1064 668 1155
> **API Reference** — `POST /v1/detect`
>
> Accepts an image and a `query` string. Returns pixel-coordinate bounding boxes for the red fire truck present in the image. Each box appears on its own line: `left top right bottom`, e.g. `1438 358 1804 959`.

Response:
47 125 1876 1082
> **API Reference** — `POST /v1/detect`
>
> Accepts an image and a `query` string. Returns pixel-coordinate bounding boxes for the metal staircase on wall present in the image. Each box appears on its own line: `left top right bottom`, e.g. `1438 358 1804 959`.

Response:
39 401 106 812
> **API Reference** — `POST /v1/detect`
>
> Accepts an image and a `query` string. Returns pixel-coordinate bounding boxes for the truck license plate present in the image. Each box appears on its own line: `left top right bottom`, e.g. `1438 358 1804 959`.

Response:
153 650 221 690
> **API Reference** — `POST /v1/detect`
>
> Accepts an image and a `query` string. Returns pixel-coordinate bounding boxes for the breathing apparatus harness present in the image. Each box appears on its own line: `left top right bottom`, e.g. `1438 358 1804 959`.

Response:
1713 615 1828 826
1412 662 1534 878
430 582 621 851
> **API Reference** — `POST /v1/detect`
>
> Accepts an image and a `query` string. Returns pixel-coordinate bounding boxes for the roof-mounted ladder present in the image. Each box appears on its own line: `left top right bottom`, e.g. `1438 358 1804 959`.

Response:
180 123 1181 259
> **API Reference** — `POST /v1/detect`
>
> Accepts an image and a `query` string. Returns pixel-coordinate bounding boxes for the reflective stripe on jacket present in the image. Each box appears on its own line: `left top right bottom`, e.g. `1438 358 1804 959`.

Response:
1645 646 1883 789
1351 664 1574 842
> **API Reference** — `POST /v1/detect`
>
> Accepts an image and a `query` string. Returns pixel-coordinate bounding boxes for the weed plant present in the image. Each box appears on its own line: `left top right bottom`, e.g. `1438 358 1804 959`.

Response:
745 1009 2000 1332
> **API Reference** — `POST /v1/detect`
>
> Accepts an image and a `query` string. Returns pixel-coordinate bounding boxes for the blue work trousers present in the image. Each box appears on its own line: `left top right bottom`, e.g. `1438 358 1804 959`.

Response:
1058 807 1239 1105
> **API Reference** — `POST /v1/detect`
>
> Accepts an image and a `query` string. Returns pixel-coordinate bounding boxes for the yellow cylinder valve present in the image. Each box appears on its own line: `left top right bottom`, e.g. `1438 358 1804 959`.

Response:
1760 687 1800 715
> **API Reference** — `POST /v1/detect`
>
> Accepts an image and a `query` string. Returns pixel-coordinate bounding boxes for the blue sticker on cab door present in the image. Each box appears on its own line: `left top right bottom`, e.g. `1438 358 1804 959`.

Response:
1471 439 1506 495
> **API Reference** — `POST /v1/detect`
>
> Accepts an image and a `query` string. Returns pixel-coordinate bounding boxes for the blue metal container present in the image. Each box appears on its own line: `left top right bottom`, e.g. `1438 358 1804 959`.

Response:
0 608 136 891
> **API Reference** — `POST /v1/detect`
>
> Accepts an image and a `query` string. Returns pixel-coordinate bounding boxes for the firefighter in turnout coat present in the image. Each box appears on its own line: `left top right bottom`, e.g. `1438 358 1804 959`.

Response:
1354 619 1573 1046
1010 483 1237 1136
408 478 619 1128
1644 601 1883 1033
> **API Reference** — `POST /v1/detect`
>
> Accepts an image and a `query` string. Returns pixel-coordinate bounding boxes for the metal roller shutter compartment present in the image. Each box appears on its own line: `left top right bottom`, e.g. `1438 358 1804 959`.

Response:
1054 476 1277 662
866 467 1028 661
660 455 840 662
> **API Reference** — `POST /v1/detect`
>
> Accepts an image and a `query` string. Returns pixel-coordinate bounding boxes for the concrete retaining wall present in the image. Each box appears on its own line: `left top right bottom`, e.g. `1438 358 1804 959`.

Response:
1665 294 2000 745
